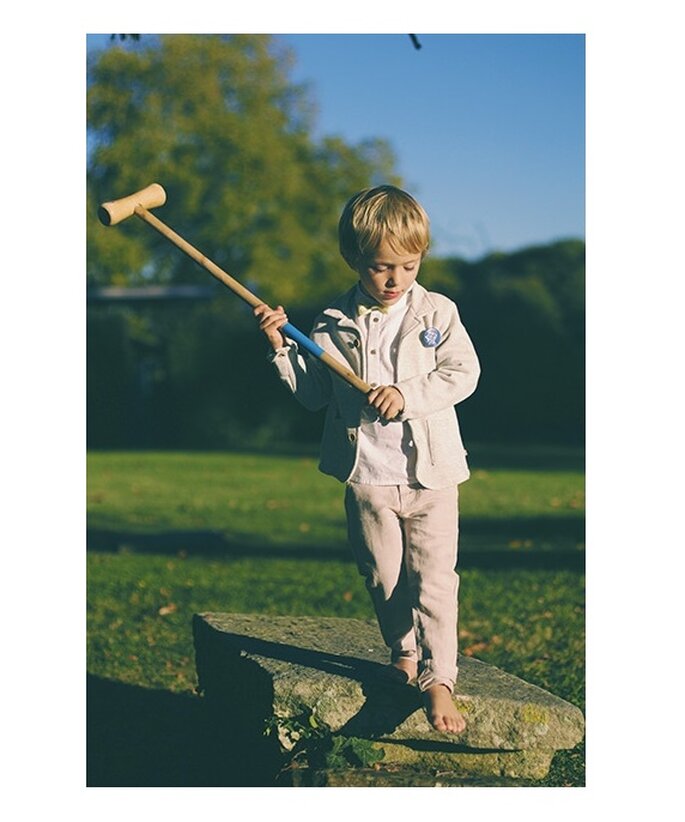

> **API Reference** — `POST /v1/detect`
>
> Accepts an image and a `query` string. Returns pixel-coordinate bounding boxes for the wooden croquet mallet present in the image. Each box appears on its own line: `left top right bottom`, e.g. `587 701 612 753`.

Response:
98 183 371 394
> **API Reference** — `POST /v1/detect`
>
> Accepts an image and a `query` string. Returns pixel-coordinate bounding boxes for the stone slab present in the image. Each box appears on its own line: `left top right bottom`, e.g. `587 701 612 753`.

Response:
193 613 585 759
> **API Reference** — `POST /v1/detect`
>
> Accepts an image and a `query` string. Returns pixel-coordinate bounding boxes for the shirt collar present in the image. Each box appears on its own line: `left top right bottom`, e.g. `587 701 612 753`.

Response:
355 283 413 316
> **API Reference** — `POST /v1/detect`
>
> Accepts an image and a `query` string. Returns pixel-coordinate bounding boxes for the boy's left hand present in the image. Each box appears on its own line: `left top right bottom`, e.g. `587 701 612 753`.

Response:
367 385 405 420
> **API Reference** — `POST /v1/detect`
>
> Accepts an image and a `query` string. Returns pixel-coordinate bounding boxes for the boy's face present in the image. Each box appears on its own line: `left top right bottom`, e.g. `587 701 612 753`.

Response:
357 239 422 307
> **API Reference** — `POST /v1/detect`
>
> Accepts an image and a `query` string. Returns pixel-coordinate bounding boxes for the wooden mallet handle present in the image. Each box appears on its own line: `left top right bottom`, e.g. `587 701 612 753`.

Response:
97 183 372 395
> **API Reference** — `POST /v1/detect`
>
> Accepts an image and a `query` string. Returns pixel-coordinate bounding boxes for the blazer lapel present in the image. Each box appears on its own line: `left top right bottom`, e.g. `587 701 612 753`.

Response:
397 283 434 342
317 286 364 375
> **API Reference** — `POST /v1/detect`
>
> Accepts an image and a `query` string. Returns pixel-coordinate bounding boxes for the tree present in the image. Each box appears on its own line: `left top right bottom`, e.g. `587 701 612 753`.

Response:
87 34 400 306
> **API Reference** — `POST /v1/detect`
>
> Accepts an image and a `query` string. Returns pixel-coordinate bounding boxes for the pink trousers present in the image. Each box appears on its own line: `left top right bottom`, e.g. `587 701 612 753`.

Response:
344 482 460 692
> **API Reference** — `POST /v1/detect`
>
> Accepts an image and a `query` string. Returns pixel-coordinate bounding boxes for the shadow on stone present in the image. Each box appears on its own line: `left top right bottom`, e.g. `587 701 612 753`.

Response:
197 630 380 681
193 621 421 740
336 677 422 738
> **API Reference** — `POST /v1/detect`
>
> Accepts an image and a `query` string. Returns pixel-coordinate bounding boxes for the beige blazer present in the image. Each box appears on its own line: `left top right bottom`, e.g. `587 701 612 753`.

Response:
270 282 480 489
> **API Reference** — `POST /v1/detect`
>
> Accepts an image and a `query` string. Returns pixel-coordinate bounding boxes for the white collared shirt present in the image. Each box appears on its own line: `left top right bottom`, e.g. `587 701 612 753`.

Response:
349 284 418 485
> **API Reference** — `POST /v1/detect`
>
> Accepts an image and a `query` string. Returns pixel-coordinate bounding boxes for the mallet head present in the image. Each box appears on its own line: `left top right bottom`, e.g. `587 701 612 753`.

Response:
98 183 167 226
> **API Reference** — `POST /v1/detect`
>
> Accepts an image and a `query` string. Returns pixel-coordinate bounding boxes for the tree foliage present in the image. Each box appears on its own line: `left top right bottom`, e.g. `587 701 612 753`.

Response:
87 34 399 305
421 240 585 443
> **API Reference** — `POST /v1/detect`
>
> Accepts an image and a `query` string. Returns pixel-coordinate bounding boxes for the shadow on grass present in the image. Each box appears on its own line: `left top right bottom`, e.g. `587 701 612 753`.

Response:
87 516 584 571
87 673 281 787
87 630 424 786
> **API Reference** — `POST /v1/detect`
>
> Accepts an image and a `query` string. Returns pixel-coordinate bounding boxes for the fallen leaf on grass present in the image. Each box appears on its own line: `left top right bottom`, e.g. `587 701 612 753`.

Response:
158 603 177 616
462 642 490 657
265 499 286 510
508 539 534 549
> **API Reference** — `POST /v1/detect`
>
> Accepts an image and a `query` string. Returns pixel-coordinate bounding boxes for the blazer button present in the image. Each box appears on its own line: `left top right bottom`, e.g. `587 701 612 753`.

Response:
348 432 356 442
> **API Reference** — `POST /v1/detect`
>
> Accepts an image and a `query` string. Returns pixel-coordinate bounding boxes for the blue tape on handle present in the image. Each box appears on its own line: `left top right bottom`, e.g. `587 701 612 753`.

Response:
282 322 325 358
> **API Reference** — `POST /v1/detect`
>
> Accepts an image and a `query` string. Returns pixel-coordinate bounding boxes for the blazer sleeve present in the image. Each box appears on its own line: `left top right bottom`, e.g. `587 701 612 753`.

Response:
268 340 333 412
394 301 480 420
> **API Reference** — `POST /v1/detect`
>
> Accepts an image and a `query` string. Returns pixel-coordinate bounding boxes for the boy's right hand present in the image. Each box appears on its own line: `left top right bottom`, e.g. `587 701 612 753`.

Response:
254 303 289 351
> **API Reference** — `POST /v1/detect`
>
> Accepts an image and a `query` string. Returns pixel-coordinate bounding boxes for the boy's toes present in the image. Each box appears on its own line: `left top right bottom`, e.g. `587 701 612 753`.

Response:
447 711 466 734
424 685 466 735
433 712 461 734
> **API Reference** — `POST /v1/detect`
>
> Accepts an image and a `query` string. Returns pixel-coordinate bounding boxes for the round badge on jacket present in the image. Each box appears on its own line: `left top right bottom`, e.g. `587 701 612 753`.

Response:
420 327 441 347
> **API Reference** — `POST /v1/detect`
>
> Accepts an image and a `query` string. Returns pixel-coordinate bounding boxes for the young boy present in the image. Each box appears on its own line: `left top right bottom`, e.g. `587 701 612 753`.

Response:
254 186 480 734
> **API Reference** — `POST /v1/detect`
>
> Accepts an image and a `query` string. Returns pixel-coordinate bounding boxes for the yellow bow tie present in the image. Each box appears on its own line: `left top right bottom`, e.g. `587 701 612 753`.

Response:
357 302 389 317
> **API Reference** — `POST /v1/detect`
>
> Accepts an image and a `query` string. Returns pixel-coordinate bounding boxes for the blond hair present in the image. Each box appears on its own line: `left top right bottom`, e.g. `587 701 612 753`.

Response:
338 185 431 270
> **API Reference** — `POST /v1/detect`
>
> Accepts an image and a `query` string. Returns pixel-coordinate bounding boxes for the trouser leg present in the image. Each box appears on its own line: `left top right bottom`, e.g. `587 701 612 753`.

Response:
344 484 417 661
400 485 460 693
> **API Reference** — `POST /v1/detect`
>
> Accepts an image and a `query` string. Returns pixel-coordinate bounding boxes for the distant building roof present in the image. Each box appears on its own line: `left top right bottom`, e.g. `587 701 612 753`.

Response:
87 284 217 304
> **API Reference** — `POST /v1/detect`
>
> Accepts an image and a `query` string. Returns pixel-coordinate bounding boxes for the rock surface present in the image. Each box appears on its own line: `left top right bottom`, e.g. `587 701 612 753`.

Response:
193 612 584 783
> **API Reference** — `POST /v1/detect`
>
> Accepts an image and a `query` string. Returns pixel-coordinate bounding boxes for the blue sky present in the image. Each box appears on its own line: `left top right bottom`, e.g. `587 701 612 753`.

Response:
87 33 584 259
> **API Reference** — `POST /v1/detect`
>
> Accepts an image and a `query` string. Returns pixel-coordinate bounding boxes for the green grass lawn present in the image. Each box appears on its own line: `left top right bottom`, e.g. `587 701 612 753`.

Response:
87 447 584 787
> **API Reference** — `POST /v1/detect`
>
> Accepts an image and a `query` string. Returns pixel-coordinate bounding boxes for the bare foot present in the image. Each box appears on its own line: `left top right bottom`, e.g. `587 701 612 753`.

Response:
424 684 466 734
